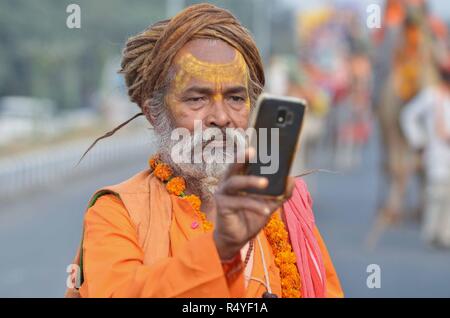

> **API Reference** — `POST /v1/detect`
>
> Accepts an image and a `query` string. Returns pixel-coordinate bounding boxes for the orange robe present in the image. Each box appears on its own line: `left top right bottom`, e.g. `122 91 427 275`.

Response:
79 191 343 298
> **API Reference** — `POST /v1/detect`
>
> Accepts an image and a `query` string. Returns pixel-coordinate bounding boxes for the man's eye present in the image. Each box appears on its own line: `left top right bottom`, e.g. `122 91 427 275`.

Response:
187 96 206 102
228 96 245 102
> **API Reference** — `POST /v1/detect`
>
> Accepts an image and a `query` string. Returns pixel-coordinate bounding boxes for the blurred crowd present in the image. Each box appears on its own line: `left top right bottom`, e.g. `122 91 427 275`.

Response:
267 0 450 249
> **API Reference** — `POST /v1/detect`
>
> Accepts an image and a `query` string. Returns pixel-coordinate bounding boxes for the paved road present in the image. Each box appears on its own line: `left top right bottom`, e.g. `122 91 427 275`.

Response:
0 155 150 297
1 128 449 297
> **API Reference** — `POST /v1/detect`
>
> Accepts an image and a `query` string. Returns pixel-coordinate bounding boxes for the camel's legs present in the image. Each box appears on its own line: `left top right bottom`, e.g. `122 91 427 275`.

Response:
366 166 410 249
366 116 415 248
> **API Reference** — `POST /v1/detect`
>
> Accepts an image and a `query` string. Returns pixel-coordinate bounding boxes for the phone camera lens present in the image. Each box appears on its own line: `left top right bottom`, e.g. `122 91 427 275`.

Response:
277 109 286 124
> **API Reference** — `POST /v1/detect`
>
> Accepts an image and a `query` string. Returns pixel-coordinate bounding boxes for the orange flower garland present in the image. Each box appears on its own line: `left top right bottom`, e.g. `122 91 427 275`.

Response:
148 154 301 297
264 213 301 298
149 156 160 170
184 194 201 210
149 155 213 231
153 162 172 181
166 177 186 196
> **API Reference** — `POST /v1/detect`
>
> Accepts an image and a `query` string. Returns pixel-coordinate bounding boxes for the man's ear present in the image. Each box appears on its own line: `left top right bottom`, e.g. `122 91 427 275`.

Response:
142 99 156 128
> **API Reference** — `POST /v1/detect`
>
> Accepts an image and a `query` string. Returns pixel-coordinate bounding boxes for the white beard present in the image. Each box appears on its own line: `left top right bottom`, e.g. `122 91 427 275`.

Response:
157 126 245 196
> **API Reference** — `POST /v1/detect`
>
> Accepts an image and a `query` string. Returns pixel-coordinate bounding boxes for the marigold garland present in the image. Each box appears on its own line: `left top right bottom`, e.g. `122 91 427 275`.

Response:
264 213 302 298
166 177 186 196
148 154 301 297
184 194 201 211
149 155 213 231
149 155 160 170
153 162 172 181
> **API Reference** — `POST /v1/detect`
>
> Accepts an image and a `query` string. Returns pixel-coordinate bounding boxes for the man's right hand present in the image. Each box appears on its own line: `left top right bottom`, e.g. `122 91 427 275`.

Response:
212 149 294 261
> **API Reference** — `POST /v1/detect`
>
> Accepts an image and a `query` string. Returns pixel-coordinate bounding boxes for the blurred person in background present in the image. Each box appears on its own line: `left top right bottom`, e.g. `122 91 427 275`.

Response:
401 61 450 248
332 6 372 170
294 5 373 171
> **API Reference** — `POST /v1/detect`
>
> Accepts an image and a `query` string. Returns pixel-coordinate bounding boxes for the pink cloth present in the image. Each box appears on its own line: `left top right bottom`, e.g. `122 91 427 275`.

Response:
283 178 326 298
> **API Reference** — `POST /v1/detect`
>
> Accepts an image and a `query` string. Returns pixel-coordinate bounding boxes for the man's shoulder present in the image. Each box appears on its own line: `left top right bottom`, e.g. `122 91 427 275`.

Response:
83 169 152 219
83 193 131 230
88 194 125 213
105 169 152 194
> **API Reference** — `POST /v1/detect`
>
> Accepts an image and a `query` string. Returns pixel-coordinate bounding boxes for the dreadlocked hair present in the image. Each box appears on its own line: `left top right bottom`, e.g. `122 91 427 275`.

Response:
79 3 265 163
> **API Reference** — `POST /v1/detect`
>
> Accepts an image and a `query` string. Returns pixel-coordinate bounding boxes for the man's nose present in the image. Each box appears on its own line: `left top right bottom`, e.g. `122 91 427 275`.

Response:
205 96 232 128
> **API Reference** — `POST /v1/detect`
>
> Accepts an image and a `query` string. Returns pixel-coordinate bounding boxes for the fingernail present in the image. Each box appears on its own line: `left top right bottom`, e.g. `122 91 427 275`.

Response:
264 207 270 215
259 178 268 187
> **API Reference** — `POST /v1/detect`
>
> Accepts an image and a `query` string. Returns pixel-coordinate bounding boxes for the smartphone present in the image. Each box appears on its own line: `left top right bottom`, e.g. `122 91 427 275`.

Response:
240 93 306 199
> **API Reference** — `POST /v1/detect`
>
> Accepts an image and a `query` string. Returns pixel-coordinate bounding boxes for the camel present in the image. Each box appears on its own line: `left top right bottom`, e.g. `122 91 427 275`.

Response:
366 7 440 248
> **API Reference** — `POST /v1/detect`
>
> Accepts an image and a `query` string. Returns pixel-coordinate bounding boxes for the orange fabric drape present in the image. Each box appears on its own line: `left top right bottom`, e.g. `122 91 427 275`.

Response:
79 194 343 298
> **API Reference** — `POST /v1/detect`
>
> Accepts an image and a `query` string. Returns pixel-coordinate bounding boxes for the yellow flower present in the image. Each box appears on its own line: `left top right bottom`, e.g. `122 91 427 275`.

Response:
166 177 186 196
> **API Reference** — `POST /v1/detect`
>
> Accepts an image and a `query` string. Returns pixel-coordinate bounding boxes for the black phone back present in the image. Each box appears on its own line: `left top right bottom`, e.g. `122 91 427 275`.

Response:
243 95 306 197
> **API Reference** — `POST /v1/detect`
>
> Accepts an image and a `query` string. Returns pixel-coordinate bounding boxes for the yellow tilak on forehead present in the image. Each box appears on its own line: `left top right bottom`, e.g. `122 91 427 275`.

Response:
173 51 249 93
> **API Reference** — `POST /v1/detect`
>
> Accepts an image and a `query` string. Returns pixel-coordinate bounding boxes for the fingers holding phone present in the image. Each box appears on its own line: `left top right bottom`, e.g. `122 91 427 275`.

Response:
238 93 306 199
212 94 305 260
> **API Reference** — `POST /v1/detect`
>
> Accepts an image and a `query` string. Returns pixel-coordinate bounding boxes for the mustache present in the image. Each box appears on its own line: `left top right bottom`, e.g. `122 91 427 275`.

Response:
192 128 247 149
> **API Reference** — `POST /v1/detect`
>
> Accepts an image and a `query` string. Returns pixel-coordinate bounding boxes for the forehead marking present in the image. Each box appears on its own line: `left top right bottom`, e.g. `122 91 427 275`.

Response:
173 51 249 92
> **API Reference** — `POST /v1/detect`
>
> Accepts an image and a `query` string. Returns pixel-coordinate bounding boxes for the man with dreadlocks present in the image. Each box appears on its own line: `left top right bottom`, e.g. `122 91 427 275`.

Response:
66 4 343 298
